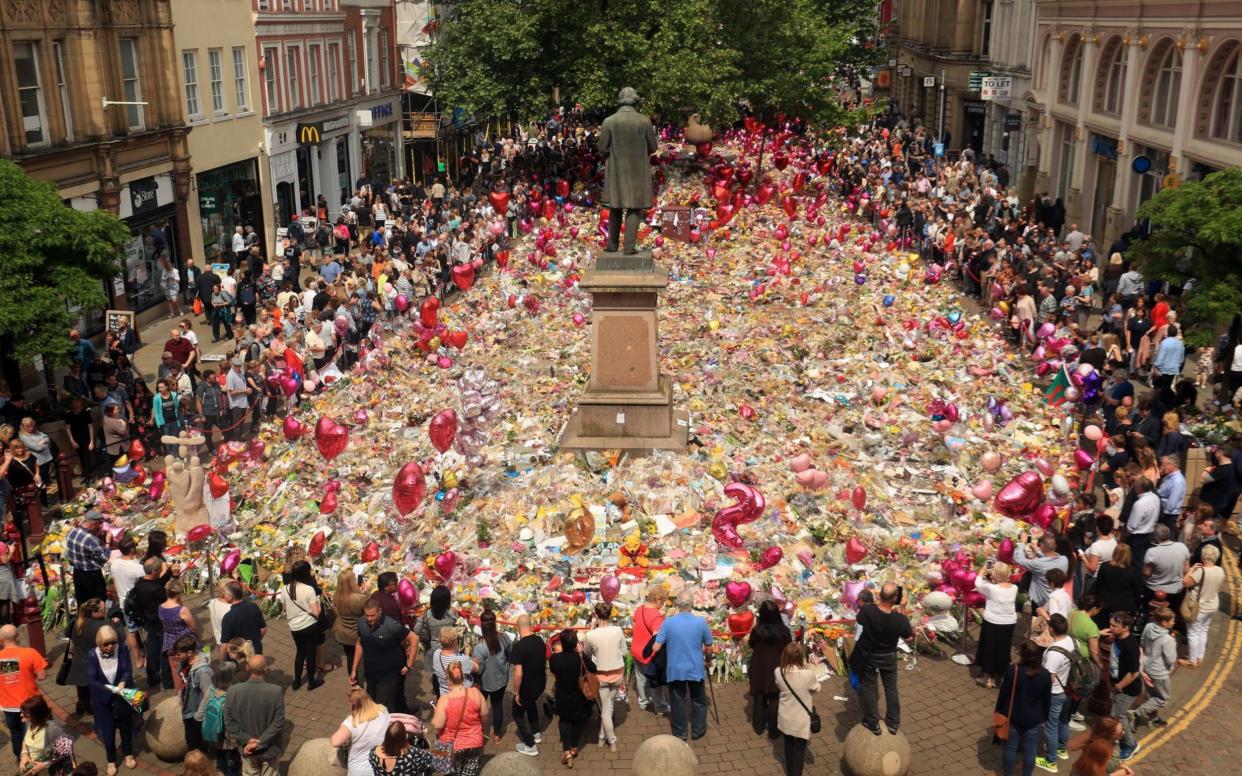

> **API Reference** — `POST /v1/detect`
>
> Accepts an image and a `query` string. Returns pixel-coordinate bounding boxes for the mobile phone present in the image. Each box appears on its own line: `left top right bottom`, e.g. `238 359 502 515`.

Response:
895 586 904 605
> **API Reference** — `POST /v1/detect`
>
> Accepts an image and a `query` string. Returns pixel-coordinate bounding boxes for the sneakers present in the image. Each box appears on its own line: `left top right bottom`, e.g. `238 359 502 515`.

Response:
1035 756 1058 773
515 743 539 757
1119 742 1140 760
1057 748 1068 760
1068 719 1086 731
1151 717 1167 727
534 733 543 744
1070 712 1084 723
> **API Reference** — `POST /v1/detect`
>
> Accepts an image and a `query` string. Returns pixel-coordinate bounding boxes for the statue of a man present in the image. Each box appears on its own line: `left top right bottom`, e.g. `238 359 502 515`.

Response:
599 87 658 255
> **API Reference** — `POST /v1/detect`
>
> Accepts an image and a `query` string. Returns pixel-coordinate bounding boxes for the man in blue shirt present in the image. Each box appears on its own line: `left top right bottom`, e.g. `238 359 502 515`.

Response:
1155 455 1186 534
653 589 713 741
320 257 343 285
70 329 95 368
1152 325 1185 392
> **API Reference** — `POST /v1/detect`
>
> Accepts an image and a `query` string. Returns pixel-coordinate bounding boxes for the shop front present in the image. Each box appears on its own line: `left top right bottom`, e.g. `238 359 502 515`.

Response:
118 174 180 321
267 112 353 226
358 95 403 190
196 158 265 265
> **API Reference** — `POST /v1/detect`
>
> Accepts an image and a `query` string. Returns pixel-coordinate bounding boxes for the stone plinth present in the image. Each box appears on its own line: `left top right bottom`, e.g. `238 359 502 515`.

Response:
632 734 698 776
560 251 687 453
142 696 187 761
480 751 545 776
287 738 347 776
842 724 912 776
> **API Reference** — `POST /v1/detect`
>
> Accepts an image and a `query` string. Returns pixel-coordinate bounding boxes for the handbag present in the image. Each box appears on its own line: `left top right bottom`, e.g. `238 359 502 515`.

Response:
55 650 72 686
578 654 600 702
992 666 1019 741
780 668 821 735
1180 567 1203 622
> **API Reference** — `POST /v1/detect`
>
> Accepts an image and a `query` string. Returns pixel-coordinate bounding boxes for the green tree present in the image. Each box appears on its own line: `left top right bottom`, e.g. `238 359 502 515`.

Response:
0 160 128 374
1130 167 1242 347
424 0 879 127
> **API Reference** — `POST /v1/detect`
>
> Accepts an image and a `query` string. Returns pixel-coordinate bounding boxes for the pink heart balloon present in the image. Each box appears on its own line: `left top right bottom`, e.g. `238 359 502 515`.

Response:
397 578 419 608
283 415 307 441
434 551 458 579
788 454 813 472
725 580 752 608
971 480 994 500
993 471 1044 517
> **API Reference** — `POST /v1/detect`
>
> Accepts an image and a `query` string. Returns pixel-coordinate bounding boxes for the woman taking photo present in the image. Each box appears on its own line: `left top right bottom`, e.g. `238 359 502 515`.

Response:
995 640 1052 776
583 602 627 751
66 598 107 716
748 599 792 736
470 609 512 745
333 570 367 671
279 560 324 691
1180 544 1226 668
328 688 389 776
17 696 76 775
548 629 596 769
973 561 1018 689
432 661 487 776
87 625 138 775
775 642 820 776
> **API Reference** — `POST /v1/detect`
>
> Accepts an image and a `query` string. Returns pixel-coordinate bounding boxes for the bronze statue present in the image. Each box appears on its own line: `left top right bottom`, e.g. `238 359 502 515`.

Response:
599 87 658 255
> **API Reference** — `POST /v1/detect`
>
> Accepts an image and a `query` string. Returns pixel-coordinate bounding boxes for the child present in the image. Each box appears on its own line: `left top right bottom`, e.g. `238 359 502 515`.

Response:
1134 607 1177 727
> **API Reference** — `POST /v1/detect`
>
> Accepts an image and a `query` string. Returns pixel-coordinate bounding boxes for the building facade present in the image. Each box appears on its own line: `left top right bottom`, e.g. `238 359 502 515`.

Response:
395 0 442 182
0 0 191 337
1031 1 1242 244
171 0 271 267
983 0 1039 199
254 0 402 236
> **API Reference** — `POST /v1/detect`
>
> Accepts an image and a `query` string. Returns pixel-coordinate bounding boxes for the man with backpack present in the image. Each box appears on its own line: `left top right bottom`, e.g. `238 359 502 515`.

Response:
175 635 213 752
1038 614 1076 771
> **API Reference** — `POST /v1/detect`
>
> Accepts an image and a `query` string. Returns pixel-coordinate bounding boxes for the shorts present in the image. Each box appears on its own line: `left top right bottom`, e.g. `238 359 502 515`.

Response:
123 611 140 633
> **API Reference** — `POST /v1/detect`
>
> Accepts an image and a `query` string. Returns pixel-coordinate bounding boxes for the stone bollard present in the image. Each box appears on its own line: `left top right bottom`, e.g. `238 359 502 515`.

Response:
480 751 545 776
632 734 698 776
842 724 912 776
287 737 347 776
142 696 187 761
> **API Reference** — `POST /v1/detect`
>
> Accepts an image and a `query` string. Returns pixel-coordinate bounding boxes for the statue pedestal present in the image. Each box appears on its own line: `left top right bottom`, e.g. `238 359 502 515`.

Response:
560 251 688 453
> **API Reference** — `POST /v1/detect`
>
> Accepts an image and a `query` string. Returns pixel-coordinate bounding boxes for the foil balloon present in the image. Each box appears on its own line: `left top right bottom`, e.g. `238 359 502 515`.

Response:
392 462 427 516
428 409 458 454
963 591 987 608
394 294 410 313
221 549 241 575
1030 502 1057 529
951 568 978 592
360 542 380 563
1074 448 1095 470
600 574 621 603
727 611 755 639
755 546 783 570
127 439 146 463
724 580 752 608
993 471 1045 517
314 417 349 460
282 415 307 441
788 454 813 472
419 297 440 328
247 439 266 461
842 579 867 610
208 471 229 499
844 537 868 564
186 524 212 543
308 531 325 557
971 480 994 500
979 451 1003 472
1084 425 1104 441
353 409 369 426
398 578 419 608
1035 458 1055 478
997 538 1015 563
148 471 166 501
851 486 867 511
434 551 458 579
319 490 339 515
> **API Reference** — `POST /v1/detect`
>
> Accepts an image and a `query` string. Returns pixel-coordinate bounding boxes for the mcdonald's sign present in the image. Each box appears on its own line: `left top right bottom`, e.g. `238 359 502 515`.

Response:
297 123 321 144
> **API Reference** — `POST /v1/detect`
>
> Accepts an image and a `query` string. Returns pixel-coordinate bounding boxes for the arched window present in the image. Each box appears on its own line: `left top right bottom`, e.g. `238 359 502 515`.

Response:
1150 44 1182 127
1059 35 1084 105
1213 46 1242 142
1094 38 1126 116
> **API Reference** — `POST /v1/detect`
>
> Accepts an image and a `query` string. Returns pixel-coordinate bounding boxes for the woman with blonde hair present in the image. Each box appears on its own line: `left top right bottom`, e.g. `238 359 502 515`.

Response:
333 569 367 670
182 749 221 776
87 625 138 775
1156 411 1187 462
329 688 390 776
1180 543 1226 668
974 561 1018 689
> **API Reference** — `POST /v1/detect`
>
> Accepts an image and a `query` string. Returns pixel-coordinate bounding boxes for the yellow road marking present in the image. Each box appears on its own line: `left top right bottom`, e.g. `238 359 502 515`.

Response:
1125 541 1242 764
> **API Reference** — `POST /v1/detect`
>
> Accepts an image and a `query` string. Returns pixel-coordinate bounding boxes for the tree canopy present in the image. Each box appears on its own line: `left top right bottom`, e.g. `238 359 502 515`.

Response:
1130 167 1242 347
424 0 880 128
0 160 128 369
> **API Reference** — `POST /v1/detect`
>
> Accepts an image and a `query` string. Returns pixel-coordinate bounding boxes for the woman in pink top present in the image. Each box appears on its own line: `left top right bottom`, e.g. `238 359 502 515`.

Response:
432 661 487 776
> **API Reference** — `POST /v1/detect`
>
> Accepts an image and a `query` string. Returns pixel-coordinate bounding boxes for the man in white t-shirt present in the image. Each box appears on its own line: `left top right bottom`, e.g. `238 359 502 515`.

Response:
1038 614 1076 770
109 536 147 670
1083 515 1118 579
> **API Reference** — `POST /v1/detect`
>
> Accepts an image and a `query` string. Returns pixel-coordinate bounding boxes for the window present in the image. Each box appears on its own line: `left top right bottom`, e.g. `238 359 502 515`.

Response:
346 32 357 96
286 46 301 109
364 28 377 93
1214 47 1242 142
308 45 321 105
1150 46 1182 128
303 0 316 9
208 48 225 113
379 27 390 89
232 47 249 111
1056 123 1075 201
182 50 201 117
263 47 279 113
281 0 291 10
1066 42 1084 104
119 38 144 130
1102 42 1126 116
53 41 72 142
13 41 47 146
258 1 269 9
980 1 994 57
327 42 340 101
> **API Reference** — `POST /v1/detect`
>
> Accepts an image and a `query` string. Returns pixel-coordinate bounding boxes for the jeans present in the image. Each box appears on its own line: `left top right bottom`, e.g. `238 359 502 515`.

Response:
212 307 234 341
145 622 172 689
216 748 242 776
1110 691 1137 748
290 626 318 686
859 651 901 731
597 681 620 743
634 667 669 711
1044 693 1070 757
1003 725 1041 776
513 694 540 747
4 709 22 758
667 679 708 740
1136 673 1171 720
783 734 808 776
485 687 505 736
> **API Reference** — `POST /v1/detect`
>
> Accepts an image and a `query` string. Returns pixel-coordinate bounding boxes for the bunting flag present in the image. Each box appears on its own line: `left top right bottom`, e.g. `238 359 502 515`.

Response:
403 55 427 91
1043 365 1073 406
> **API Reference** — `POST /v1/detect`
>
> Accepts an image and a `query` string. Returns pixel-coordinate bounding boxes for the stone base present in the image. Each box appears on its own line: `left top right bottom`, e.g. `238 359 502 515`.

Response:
480 751 546 776
142 696 187 762
288 738 347 776
560 408 689 453
632 734 699 776
842 724 912 776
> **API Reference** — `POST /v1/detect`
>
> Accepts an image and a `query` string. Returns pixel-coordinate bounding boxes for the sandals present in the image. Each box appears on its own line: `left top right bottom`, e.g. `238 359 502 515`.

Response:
562 751 574 768
124 756 137 769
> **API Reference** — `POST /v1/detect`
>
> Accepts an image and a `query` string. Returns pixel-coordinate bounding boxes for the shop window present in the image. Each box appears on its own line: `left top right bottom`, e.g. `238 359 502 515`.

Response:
124 219 176 314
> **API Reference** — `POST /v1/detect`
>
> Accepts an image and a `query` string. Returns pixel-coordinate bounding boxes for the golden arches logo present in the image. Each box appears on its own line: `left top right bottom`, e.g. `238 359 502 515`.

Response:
299 125 320 144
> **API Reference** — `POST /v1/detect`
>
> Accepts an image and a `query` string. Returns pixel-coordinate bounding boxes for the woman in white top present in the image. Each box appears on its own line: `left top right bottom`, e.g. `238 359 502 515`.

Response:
583 602 628 751
329 687 390 776
775 642 820 776
279 560 323 691
1081 515 1118 580
206 579 232 654
1180 544 1227 667
973 560 1018 689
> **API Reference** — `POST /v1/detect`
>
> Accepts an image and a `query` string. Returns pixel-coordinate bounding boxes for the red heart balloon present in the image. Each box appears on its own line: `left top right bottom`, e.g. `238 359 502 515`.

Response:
208 471 229 499
186 524 212 543
451 264 476 292
445 330 468 349
756 184 776 205
715 203 735 225
727 610 756 639
488 190 510 213
712 183 732 202
428 409 458 454
495 250 509 268
127 439 146 463
282 415 307 441
773 153 790 171
314 417 349 460
419 297 440 328
695 141 712 158
851 486 867 511
392 461 426 516
360 542 380 563
782 197 798 220
319 491 338 515
792 171 807 192
993 471 1045 517
308 531 325 557
844 537 868 564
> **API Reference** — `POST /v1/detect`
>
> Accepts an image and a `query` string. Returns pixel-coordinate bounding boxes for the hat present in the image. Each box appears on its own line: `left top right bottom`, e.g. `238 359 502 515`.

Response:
232 356 244 367
616 87 640 106
84 509 103 522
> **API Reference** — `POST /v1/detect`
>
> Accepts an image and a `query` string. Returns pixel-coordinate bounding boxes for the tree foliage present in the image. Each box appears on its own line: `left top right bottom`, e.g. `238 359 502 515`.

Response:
1131 167 1242 346
424 0 879 127
0 160 128 368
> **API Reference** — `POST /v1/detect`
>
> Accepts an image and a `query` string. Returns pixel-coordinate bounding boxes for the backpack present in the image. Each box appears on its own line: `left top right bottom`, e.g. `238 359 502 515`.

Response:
201 693 226 744
1047 643 1099 702
122 587 144 628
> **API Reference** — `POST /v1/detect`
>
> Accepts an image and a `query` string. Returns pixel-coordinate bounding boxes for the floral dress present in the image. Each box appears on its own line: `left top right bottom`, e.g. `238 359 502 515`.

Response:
161 268 180 300
367 746 453 776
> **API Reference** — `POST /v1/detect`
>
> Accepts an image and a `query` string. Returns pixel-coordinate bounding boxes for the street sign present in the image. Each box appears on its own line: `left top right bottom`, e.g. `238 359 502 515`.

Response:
1005 113 1022 131
888 59 897 67
981 76 1012 100
969 71 988 92
923 76 936 87
1132 155 1152 174
933 143 945 158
